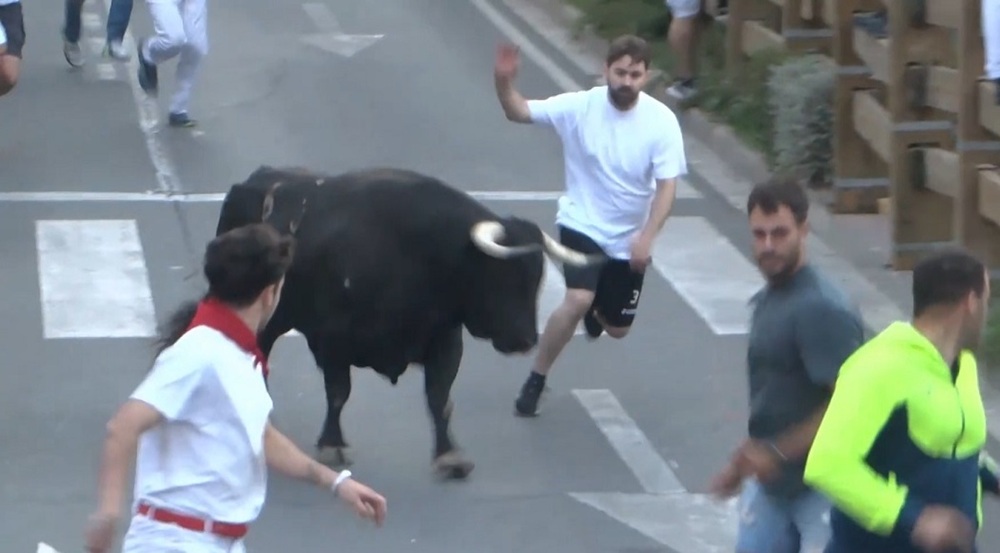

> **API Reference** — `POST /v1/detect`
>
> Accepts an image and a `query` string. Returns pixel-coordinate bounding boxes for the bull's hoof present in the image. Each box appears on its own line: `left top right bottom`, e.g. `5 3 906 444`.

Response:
432 451 475 480
316 446 353 468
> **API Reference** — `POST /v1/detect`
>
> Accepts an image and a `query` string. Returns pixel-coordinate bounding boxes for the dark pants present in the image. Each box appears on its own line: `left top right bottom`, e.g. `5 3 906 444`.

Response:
64 0 133 43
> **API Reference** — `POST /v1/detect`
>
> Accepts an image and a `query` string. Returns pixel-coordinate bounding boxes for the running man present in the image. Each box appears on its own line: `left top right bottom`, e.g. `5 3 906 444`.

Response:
804 248 1000 553
708 178 865 552
135 0 208 127
84 224 387 553
493 34 687 417
62 0 134 67
0 0 23 97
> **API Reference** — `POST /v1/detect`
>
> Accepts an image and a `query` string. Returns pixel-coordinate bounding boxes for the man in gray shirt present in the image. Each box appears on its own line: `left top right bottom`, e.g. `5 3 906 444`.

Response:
709 177 864 552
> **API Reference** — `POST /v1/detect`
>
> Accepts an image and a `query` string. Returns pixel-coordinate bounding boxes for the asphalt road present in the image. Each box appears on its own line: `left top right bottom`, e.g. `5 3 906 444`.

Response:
3 0 1000 552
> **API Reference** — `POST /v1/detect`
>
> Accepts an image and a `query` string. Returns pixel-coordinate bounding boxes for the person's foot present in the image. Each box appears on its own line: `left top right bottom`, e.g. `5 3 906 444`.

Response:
666 78 697 101
136 38 158 94
103 39 129 61
168 112 197 128
514 371 546 417
583 308 603 340
62 29 84 68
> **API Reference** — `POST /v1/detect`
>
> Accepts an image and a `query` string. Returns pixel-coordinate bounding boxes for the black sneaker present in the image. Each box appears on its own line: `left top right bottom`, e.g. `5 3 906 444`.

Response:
583 308 603 340
168 112 197 128
136 38 158 94
514 372 546 417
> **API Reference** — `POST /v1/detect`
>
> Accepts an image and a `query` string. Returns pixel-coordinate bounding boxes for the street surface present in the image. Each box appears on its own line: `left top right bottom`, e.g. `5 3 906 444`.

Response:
3 0 1000 552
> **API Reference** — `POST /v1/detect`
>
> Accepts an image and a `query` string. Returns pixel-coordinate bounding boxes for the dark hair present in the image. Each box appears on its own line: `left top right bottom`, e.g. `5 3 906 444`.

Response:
606 34 651 68
746 177 809 224
155 223 296 352
912 248 987 317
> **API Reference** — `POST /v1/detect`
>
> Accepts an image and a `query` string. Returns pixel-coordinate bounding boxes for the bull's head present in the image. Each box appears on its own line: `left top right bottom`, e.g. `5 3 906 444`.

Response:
216 167 318 238
461 217 605 354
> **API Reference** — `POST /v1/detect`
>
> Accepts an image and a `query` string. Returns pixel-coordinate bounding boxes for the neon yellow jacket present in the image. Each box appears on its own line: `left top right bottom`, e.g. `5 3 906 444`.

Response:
803 321 997 552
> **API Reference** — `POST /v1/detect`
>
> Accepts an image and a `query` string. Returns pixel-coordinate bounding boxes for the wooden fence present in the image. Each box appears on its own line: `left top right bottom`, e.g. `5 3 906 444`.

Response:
716 0 1000 269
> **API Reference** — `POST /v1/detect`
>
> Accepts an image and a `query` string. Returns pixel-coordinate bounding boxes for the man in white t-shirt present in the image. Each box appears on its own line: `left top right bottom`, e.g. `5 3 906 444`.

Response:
0 0 23 97
84 223 387 553
493 34 688 417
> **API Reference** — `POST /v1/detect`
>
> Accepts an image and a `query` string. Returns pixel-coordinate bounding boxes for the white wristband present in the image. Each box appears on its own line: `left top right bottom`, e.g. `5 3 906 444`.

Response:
330 470 352 495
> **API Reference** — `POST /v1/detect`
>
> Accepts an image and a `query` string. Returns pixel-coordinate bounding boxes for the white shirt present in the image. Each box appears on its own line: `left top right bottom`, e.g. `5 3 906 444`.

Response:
985 0 1000 79
129 325 274 524
528 86 688 259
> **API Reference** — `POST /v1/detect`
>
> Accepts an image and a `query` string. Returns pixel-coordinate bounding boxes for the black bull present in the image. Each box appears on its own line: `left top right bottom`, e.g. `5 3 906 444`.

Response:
214 166 604 479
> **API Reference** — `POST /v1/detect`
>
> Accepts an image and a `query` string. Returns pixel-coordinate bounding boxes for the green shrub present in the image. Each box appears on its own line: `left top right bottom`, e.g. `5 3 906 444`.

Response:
767 54 836 186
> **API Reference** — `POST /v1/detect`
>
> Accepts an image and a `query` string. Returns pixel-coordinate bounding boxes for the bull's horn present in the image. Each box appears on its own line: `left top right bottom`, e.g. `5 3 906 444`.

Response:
541 232 605 266
470 221 541 259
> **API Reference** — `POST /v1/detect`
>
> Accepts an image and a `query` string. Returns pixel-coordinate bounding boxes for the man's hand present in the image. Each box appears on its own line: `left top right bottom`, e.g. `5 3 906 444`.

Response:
911 505 975 553
84 511 119 553
739 440 784 483
336 479 388 527
708 459 743 499
629 232 653 272
494 43 520 82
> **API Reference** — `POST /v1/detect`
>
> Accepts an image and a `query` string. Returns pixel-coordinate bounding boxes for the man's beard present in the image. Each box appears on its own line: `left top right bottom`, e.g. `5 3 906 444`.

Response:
758 250 800 285
609 86 638 109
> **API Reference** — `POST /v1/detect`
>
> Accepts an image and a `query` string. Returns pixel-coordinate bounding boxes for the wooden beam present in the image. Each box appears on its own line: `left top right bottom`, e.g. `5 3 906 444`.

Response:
924 66 960 113
741 20 786 55
853 28 889 82
918 147 960 198
923 0 961 29
980 81 1000 137
977 169 1000 227
852 90 892 161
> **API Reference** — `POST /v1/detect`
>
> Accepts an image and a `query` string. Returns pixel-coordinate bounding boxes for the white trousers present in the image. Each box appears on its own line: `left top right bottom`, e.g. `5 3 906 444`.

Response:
120 514 247 553
985 0 1000 79
142 0 208 114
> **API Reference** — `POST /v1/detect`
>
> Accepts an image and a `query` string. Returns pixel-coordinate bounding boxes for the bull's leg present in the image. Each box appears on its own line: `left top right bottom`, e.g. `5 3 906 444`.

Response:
315 360 353 469
424 328 474 480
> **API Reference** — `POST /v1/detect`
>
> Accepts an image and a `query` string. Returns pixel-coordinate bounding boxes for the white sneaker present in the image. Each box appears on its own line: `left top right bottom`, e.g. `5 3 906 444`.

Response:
0 20 7 50
63 37 84 67
104 40 129 61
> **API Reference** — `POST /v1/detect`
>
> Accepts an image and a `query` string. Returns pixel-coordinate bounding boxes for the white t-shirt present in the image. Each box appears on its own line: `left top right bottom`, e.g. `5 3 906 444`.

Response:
528 86 688 259
985 0 1000 79
129 325 274 524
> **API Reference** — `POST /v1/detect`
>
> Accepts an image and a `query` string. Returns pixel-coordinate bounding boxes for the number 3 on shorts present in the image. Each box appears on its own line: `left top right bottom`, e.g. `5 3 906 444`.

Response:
630 289 640 305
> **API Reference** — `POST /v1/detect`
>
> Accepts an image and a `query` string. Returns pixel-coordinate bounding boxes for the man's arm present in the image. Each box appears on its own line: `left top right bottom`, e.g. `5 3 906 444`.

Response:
94 400 165 517
771 299 864 460
494 72 532 124
264 422 342 490
803 350 923 538
637 179 677 241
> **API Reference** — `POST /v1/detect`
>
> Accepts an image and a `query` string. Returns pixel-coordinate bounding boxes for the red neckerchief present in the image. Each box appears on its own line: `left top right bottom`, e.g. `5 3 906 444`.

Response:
185 296 269 379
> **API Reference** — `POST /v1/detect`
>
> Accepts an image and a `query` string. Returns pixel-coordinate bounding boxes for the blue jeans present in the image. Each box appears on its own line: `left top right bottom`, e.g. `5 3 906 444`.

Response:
736 478 832 553
63 0 133 43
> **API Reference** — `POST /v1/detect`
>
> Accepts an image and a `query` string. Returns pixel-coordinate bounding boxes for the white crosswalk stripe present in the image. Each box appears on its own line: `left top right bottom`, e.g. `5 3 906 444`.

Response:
31 211 760 341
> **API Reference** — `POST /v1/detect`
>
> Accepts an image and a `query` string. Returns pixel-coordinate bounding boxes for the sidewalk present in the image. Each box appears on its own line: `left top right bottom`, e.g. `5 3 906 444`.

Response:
501 0 1000 445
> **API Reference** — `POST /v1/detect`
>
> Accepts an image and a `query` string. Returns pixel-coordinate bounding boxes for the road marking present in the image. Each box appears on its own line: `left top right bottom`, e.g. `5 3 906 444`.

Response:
82 12 102 31
300 3 384 57
100 0 181 194
36 220 157 339
570 388 738 552
0 190 555 203
96 63 117 81
651 217 762 335
573 389 683 494
0 182 701 203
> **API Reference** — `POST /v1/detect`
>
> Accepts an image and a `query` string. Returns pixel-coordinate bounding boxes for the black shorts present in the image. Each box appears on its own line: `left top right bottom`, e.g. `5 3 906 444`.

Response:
559 225 646 328
0 1 25 58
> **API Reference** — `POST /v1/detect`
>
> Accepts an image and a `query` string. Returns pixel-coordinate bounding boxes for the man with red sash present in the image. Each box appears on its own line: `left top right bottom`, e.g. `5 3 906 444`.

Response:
85 223 387 552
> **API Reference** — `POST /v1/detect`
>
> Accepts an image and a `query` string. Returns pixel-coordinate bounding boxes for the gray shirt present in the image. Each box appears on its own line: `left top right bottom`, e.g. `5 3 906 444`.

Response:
746 264 865 498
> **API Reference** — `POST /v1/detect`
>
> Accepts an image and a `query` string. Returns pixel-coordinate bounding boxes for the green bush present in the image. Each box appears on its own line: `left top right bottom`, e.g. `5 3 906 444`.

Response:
767 54 836 186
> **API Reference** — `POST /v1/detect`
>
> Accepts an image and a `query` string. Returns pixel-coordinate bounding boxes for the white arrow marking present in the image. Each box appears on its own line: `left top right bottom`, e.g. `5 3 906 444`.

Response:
300 3 384 58
569 389 738 552
37 543 60 553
